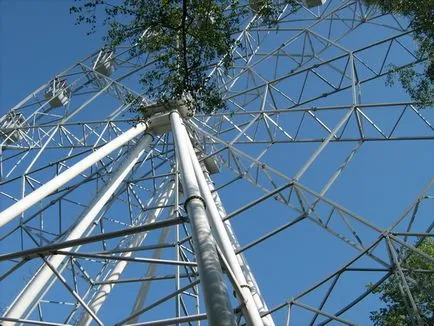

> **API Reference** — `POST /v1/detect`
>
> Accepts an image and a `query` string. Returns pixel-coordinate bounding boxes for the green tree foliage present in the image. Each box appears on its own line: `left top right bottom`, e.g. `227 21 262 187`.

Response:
70 1 433 114
369 237 434 325
70 0 298 115
365 0 434 106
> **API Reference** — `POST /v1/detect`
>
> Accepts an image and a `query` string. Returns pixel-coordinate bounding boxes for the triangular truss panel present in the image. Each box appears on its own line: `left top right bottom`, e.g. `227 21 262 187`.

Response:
1 1 433 325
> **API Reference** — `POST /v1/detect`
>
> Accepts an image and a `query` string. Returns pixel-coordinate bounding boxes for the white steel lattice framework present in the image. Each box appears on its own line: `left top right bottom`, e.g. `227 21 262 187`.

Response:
1 1 433 325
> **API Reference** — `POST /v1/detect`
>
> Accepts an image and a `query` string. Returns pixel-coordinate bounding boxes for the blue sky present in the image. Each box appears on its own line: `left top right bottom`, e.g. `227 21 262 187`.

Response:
0 0 102 110
1 0 433 325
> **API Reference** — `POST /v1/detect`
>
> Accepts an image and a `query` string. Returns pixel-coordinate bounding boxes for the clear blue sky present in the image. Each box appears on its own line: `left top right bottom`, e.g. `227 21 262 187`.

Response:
0 0 102 110
0 0 433 325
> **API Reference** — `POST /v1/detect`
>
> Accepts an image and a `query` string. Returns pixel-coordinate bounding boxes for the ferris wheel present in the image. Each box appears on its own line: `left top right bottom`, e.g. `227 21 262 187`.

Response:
1 0 433 325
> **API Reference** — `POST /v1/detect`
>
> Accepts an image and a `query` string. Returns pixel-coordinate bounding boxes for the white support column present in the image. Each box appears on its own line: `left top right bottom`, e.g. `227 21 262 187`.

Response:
0 121 149 228
207 173 275 326
3 133 153 325
170 111 236 326
186 141 264 325
196 161 275 325
128 213 174 323
78 179 176 326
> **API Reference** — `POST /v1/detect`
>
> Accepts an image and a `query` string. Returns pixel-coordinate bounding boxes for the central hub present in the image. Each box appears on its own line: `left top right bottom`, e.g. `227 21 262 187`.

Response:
142 98 195 135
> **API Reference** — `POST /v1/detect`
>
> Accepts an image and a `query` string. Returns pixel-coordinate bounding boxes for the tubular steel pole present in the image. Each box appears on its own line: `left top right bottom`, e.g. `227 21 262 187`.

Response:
206 172 275 326
128 211 174 324
186 142 264 325
78 179 176 326
170 111 235 326
0 122 149 228
3 133 153 325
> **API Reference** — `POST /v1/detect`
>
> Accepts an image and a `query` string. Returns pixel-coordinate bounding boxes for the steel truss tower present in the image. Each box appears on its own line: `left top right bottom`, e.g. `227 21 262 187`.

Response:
1 1 433 325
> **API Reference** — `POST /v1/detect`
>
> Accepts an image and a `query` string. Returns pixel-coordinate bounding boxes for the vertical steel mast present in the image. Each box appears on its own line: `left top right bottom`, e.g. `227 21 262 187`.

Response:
186 131 268 325
170 109 237 325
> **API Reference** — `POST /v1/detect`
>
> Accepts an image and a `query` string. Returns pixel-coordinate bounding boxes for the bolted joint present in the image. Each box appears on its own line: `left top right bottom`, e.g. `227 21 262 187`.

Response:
183 195 207 213
146 112 171 135
232 284 253 301
240 284 253 291
144 131 155 142
178 214 189 223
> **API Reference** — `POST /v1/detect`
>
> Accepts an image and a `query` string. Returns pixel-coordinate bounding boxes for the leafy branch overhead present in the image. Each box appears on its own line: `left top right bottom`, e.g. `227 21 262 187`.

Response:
71 0 433 116
365 0 433 106
369 238 434 325
70 0 299 115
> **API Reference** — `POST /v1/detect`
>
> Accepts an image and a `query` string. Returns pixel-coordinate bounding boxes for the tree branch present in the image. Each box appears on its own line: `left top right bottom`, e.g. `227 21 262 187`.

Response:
181 0 189 91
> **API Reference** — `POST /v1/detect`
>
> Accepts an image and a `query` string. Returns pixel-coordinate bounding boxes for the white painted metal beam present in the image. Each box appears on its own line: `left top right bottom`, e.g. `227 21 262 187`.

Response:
3 133 153 324
78 180 175 325
170 110 236 326
128 211 174 324
0 122 150 228
187 140 265 325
